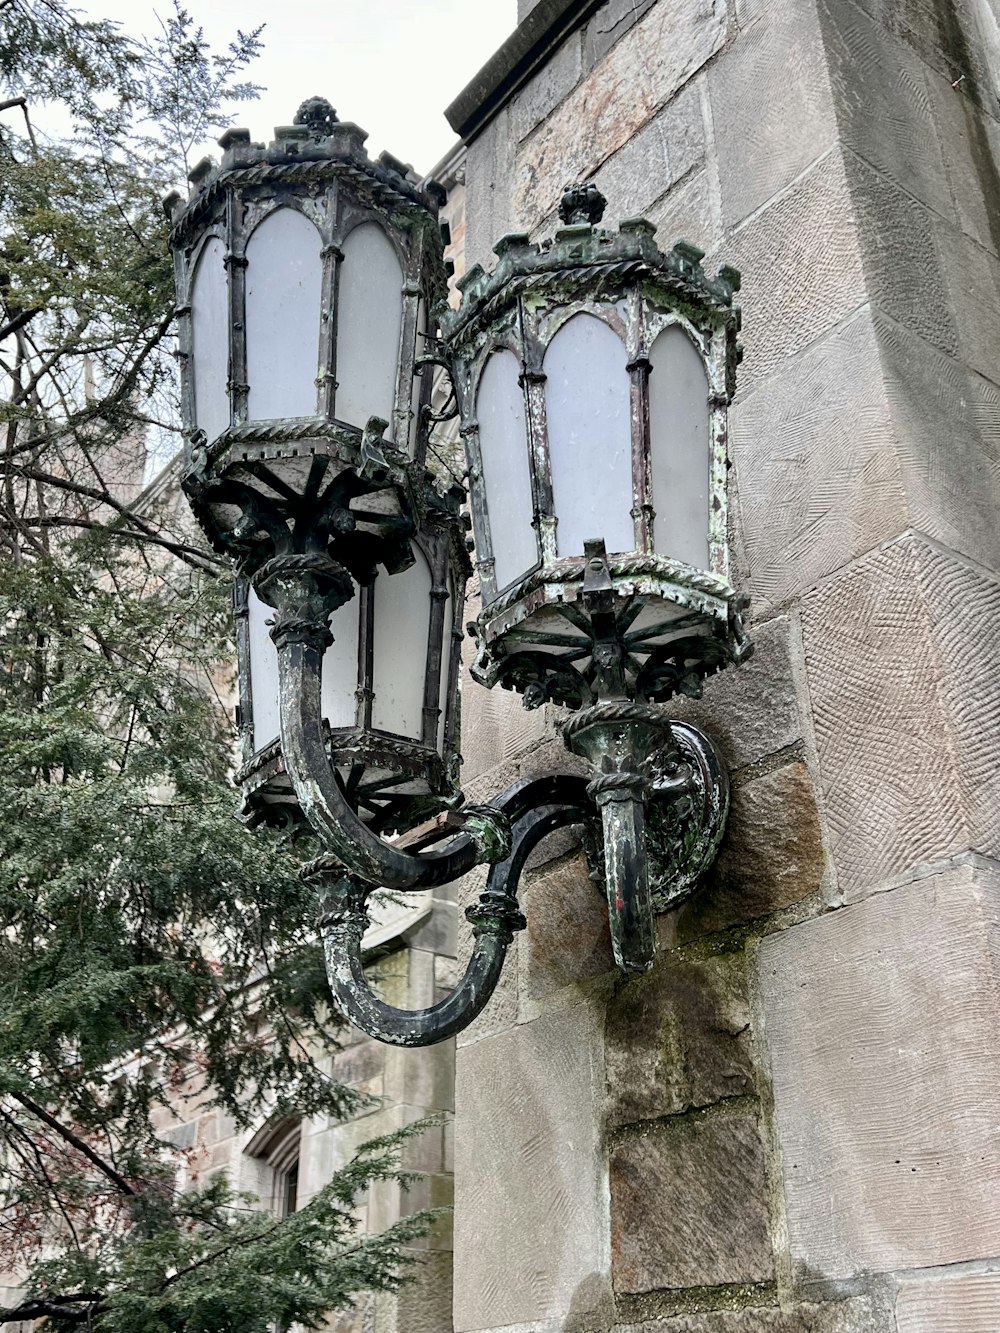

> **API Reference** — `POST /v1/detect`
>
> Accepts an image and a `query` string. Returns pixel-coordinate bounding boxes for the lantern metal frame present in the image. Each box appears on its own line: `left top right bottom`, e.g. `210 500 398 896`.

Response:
166 98 476 836
441 183 749 714
231 495 470 838
169 110 753 1046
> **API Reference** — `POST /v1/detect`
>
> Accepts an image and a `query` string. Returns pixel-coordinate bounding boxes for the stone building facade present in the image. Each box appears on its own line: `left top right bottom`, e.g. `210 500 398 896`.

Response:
9 3 994 1329
434 0 1000 1330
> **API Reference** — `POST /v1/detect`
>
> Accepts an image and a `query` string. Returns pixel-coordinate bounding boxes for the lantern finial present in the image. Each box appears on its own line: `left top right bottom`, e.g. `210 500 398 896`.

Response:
558 180 607 226
294 96 338 137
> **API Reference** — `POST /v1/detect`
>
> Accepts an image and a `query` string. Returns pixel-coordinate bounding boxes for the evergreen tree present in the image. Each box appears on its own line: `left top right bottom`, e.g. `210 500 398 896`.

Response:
0 4 430 1326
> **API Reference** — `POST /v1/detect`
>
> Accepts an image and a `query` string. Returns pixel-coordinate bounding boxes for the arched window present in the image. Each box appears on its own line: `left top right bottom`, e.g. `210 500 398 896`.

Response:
243 1117 301 1218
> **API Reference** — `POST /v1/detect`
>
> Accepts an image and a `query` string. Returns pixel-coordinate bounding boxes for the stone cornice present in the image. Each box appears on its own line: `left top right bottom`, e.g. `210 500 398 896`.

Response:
444 0 602 144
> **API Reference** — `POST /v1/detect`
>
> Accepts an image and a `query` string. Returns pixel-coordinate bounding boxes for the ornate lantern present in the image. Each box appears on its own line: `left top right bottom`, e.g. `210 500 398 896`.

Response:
440 183 751 973
443 182 747 709
171 133 752 1044
165 98 470 836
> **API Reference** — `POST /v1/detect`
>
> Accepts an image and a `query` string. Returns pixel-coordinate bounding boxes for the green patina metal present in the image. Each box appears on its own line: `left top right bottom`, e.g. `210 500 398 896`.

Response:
439 184 751 976
440 184 749 722
168 98 470 838
172 158 753 1045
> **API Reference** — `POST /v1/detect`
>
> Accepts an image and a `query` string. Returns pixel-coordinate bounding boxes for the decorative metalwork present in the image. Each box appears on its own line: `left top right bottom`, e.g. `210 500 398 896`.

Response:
166 104 467 837
581 720 729 915
172 162 753 1046
440 186 749 705
558 180 607 225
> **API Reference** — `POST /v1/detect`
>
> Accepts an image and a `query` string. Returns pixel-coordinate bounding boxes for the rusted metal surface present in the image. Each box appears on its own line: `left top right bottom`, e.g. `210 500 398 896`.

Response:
173 168 751 1043
442 188 749 718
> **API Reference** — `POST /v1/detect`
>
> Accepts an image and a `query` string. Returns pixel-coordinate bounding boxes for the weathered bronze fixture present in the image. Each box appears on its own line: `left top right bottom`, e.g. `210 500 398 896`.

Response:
168 100 750 1047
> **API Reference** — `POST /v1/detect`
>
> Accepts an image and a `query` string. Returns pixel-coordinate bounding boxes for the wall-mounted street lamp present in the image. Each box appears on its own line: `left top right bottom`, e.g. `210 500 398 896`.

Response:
166 103 751 1047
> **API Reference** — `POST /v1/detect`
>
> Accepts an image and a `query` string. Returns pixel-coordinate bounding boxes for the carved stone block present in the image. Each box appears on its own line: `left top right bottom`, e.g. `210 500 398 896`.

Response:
650 164 723 260
513 0 726 229
668 616 803 773
729 307 904 612
677 760 826 939
876 310 1000 575
616 1298 883 1332
709 0 837 228
801 534 1000 897
848 152 959 357
590 80 706 225
610 1111 774 1293
818 0 952 217
519 851 612 1008
758 863 1000 1278
453 1001 610 1330
605 949 755 1127
895 1271 1000 1331
720 152 867 396
510 29 583 143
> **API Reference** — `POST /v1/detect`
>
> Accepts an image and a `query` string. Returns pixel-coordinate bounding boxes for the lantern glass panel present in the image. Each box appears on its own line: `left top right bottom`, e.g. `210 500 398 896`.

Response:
336 222 403 435
320 598 362 730
190 236 230 444
245 207 323 421
476 349 536 591
372 549 432 739
648 325 710 569
248 587 361 750
248 587 280 748
545 313 633 558
437 572 455 749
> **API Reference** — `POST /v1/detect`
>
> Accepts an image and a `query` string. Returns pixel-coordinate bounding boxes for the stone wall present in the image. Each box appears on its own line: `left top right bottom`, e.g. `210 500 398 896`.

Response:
446 0 1000 1329
144 895 459 1333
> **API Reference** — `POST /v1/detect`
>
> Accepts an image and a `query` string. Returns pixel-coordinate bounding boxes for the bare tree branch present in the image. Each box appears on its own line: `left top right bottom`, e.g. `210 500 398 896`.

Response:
8 463 219 574
8 1091 137 1198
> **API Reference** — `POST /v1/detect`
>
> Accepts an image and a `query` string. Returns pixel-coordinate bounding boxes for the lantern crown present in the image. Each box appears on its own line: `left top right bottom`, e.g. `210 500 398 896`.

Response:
441 184 742 365
164 104 442 241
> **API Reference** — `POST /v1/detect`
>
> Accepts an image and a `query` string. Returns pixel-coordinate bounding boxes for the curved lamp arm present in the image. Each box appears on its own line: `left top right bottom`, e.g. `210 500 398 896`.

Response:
278 635 512 889
318 786 588 1047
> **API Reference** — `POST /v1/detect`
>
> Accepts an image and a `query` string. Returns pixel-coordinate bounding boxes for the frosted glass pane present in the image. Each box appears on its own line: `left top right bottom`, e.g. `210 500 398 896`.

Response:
648 326 710 568
545 314 634 558
321 596 362 729
372 552 431 740
476 350 537 590
246 208 322 420
191 237 230 443
248 588 280 749
249 588 360 751
437 575 455 752
336 223 403 433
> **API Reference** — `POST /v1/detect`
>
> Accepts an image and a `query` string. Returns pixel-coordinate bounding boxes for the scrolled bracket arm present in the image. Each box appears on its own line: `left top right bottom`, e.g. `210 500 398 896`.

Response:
314 781 589 1047
563 705 730 974
275 623 525 890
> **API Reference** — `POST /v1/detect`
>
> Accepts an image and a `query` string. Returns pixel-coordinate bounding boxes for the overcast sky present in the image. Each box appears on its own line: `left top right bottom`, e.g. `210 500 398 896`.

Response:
82 0 518 173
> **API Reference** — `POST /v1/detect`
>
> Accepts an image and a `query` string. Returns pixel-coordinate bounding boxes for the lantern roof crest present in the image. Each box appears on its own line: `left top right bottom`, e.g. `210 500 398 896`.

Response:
162 100 445 240
439 181 742 345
